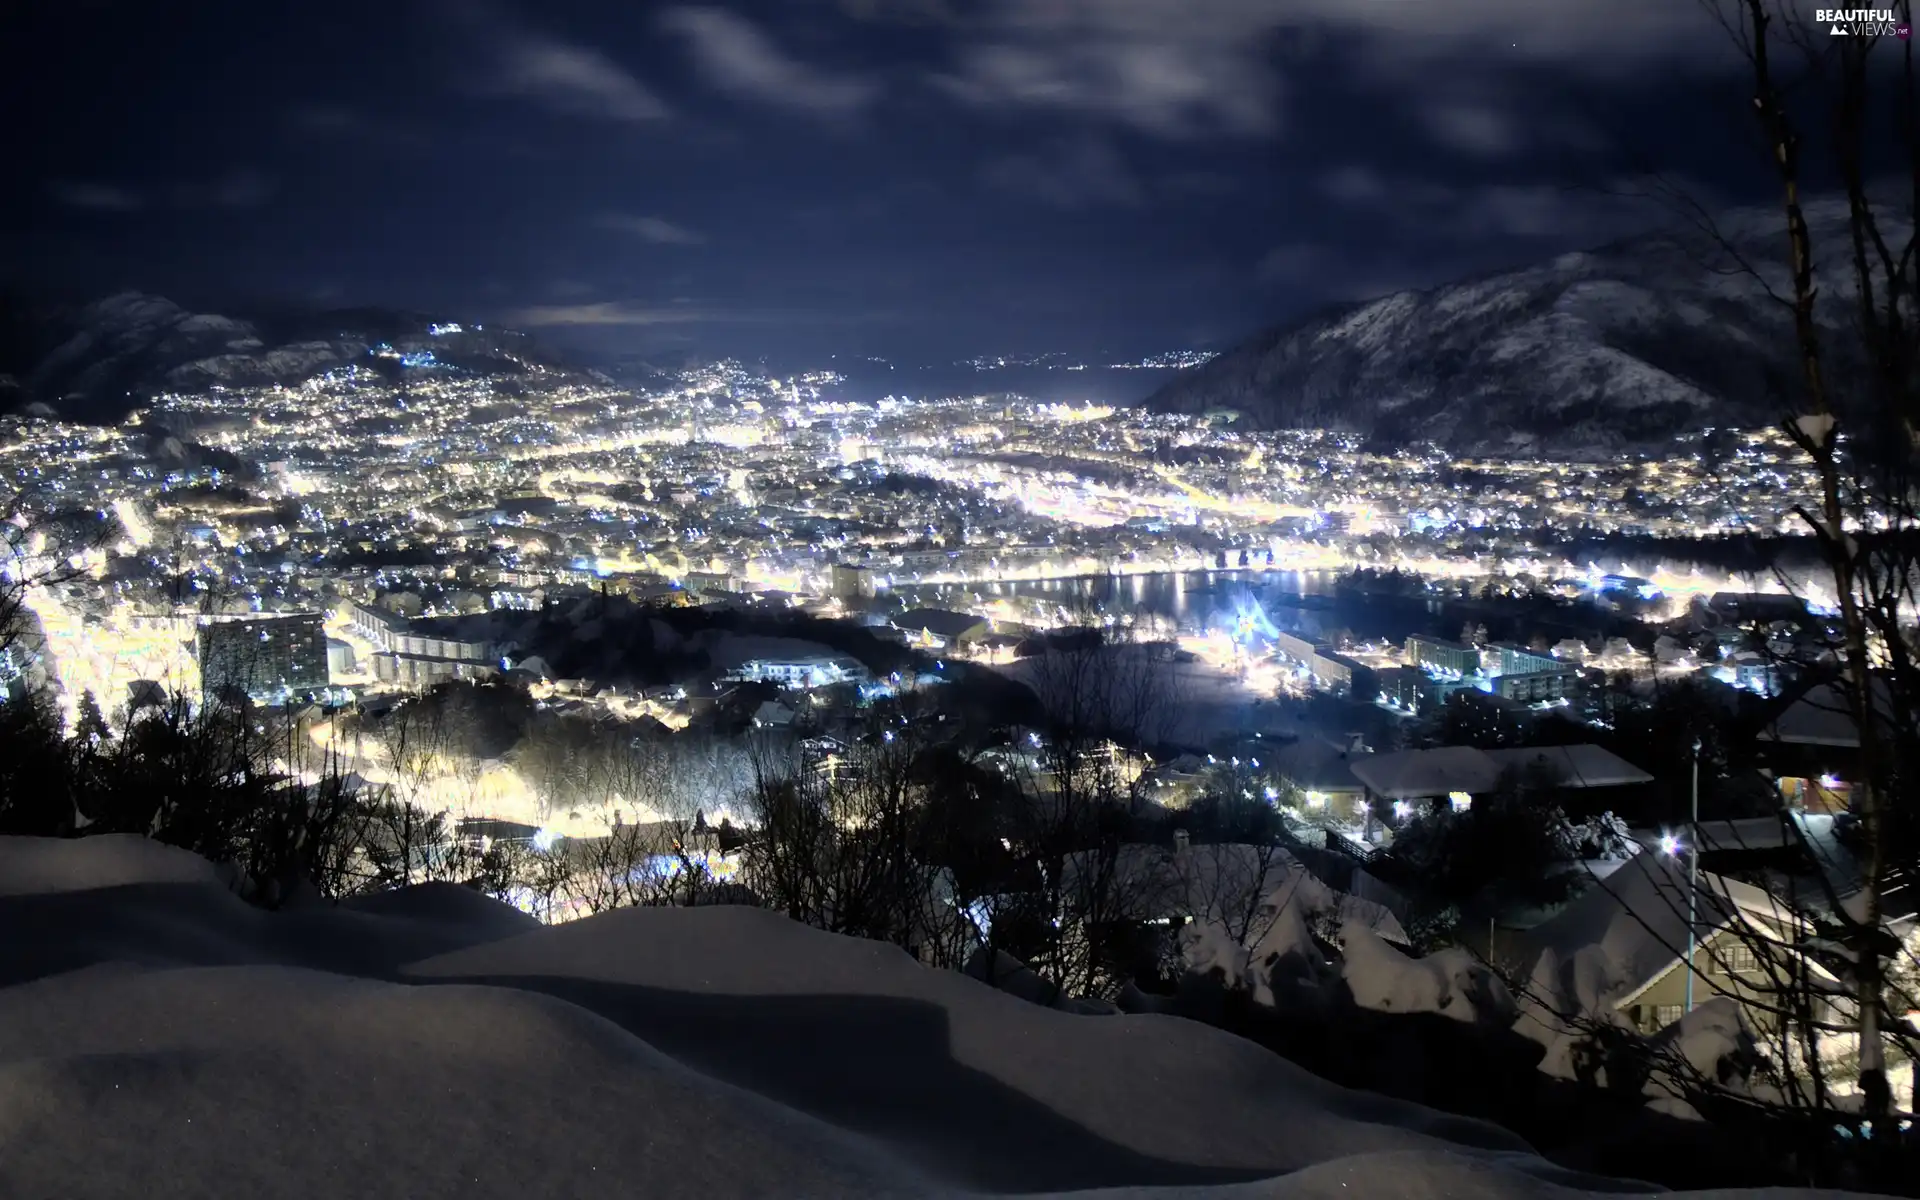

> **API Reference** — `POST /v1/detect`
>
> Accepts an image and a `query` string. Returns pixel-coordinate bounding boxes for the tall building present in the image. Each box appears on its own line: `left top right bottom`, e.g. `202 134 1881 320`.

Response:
197 613 328 706
829 562 875 602
1274 631 1318 664
1488 668 1579 704
1406 635 1481 678
1491 643 1561 677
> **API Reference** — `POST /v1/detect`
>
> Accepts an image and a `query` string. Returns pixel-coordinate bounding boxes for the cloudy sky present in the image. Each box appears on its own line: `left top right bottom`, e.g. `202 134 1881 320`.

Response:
1 0 1790 364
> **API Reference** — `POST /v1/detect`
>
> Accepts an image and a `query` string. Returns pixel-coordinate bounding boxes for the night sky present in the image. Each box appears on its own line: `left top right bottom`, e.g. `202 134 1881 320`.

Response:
2 0 1781 364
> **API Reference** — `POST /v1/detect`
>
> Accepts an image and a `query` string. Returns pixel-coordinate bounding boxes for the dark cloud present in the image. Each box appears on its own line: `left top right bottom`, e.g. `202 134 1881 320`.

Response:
661 7 878 116
594 213 709 245
47 171 274 213
1420 104 1522 158
929 1 1286 139
980 136 1146 209
509 299 898 328
47 183 146 213
496 40 669 123
1316 166 1659 243
172 170 276 210
4 0 1774 362
444 1 670 123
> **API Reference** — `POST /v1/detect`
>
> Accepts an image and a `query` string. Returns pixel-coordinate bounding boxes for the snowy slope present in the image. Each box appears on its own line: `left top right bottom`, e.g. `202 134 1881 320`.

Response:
0 834 1877 1199
1147 200 1890 458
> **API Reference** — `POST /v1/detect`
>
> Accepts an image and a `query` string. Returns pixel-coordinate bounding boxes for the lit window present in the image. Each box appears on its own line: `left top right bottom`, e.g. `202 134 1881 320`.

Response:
1654 1004 1684 1029
1718 944 1759 974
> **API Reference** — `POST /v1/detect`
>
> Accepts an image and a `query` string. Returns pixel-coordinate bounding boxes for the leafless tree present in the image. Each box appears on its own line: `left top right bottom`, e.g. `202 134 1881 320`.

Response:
353 696 465 887
1653 0 1920 1131
984 630 1187 998
741 699 954 954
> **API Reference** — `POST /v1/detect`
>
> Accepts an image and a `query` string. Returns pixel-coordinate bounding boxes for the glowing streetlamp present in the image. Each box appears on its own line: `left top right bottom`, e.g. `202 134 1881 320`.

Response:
1686 737 1700 1013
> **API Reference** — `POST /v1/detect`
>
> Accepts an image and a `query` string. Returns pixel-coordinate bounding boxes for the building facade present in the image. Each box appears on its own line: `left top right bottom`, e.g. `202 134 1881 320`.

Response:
725 655 870 689
1489 667 1579 704
829 563 875 601
1492 643 1561 676
1407 635 1481 677
197 613 328 705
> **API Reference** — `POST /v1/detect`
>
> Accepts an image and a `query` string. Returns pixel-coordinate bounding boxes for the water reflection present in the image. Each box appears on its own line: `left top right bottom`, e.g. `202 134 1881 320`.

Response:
893 569 1343 635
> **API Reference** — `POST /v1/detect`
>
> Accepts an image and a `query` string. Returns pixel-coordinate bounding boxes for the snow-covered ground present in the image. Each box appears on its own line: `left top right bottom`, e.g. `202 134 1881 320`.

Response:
0 834 1878 1198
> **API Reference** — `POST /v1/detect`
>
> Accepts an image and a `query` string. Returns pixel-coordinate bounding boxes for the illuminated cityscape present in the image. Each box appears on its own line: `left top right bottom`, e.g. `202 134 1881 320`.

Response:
7 0 1920 1191
0 348 1839 746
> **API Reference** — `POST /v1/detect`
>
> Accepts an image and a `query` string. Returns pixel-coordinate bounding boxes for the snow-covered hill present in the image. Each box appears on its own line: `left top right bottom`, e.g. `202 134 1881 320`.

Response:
0 292 586 423
1146 200 1891 459
0 834 1878 1199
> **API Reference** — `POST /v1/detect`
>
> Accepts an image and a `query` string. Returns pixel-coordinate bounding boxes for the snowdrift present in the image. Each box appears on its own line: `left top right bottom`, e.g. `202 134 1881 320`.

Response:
0 835 1876 1198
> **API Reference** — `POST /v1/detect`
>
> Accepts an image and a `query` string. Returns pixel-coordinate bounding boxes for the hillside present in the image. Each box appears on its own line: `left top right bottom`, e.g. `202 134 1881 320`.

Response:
0 291 593 423
0 833 1883 1200
1145 201 1886 458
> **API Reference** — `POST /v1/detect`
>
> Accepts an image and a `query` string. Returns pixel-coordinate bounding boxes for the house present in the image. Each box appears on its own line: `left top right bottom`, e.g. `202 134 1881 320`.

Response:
1350 744 1652 807
751 699 796 729
1757 679 1903 815
707 635 872 690
1350 746 1503 801
1515 850 1848 1038
1264 737 1369 809
892 608 992 651
726 655 868 690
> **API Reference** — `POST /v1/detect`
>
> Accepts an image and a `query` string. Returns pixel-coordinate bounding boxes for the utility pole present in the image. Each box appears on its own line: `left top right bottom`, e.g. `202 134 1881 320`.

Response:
1686 736 1701 1014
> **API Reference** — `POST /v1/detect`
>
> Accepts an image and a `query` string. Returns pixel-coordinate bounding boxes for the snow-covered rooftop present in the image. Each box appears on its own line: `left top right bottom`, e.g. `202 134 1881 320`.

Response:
1482 745 1654 789
1351 744 1652 799
1350 746 1502 798
1515 851 1811 1012
1760 680 1901 748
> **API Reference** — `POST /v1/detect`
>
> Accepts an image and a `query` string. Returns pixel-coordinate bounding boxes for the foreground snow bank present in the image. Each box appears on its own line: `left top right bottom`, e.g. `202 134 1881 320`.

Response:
0 836 1874 1199
0 833 225 896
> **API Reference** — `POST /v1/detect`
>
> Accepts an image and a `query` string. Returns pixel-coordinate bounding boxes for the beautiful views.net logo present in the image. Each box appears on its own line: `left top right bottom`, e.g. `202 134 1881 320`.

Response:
1815 8 1912 36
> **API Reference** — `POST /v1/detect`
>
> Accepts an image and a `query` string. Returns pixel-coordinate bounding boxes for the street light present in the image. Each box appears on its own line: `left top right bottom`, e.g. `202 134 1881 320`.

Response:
1686 736 1701 1014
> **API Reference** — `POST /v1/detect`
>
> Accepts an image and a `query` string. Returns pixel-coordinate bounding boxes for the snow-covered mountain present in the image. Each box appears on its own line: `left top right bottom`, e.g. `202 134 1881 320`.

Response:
1145 201 1888 458
0 291 590 423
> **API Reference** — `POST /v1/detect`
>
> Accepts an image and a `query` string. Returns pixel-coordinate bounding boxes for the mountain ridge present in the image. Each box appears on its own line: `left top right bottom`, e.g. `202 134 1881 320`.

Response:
0 291 598 424
1143 200 1884 458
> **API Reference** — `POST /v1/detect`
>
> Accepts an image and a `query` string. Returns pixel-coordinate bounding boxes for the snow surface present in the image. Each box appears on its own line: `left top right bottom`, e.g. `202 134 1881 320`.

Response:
0 835 1877 1198
0 832 225 896
1340 921 1517 1028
